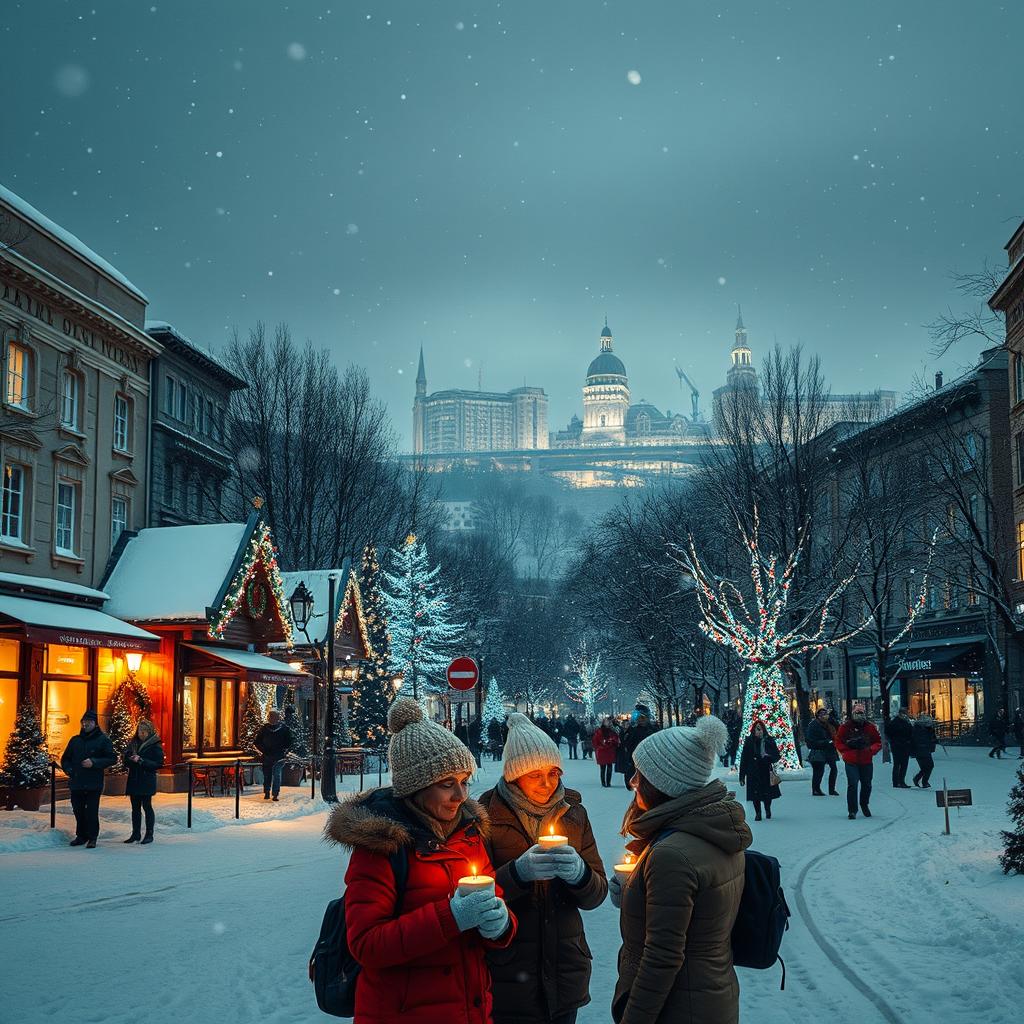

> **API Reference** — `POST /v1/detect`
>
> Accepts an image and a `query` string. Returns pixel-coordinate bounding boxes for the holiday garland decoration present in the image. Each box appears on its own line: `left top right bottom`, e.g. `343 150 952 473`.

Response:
208 518 293 644
107 676 153 774
683 508 896 771
0 702 51 789
566 640 608 723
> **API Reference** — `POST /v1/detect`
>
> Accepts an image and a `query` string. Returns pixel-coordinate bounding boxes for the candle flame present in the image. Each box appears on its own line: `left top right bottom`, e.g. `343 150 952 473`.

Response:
470 863 477 877
549 825 554 836
625 853 634 865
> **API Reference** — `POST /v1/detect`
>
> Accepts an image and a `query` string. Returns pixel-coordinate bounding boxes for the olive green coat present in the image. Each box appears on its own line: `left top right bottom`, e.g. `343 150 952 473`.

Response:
478 786 607 1024
613 780 752 1024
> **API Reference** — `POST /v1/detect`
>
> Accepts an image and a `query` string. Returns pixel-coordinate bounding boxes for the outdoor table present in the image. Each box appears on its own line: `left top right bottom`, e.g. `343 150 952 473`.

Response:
186 757 259 795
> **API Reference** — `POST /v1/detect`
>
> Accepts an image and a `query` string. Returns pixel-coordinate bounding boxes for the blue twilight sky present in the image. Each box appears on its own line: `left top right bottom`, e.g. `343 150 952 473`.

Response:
2 0 1021 448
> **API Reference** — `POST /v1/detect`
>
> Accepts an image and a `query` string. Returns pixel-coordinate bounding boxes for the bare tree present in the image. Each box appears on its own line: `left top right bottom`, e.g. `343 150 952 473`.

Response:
927 262 1007 359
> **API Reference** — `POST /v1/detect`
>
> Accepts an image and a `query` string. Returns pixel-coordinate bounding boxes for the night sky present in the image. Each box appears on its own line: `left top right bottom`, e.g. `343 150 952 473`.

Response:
3 1 1021 447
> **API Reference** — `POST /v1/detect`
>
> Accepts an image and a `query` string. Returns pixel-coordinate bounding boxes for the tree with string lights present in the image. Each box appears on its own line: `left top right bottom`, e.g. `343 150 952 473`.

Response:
351 545 394 746
566 639 607 723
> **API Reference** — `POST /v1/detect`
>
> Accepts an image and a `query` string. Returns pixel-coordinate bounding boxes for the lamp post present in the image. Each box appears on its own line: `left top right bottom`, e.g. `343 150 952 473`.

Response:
321 572 341 802
289 581 320 797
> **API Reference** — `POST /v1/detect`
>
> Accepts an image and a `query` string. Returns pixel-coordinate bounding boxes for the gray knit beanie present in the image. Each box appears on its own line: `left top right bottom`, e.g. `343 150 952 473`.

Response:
502 712 562 781
633 716 728 797
387 697 476 798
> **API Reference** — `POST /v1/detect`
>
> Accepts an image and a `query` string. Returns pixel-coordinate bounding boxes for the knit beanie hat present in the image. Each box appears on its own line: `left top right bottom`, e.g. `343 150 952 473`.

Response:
387 698 476 798
632 716 728 798
502 712 562 781
81 709 98 723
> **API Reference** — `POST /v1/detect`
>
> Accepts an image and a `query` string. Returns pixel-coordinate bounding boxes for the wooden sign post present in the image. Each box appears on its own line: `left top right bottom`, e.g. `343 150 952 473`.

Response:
936 779 973 835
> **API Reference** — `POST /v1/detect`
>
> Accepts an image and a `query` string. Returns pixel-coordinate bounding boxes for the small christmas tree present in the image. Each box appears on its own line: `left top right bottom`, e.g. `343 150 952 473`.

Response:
282 688 309 758
1 703 51 789
482 677 508 726
351 546 394 747
1000 761 1024 874
240 685 264 755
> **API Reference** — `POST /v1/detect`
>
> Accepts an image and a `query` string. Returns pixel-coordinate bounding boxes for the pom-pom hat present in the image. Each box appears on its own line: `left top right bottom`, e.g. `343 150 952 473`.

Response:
632 716 728 798
386 697 476 798
502 712 562 781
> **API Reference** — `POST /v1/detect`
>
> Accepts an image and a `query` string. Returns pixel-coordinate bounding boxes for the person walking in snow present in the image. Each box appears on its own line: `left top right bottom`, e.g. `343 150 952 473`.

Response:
738 719 782 820
988 708 1009 758
593 717 621 788
479 713 607 1024
911 713 937 788
885 707 914 788
619 704 659 789
253 709 293 801
610 716 752 1024
122 718 164 844
487 717 505 760
805 707 839 796
836 704 882 819
580 717 595 759
60 709 116 848
561 714 582 760
722 708 741 768
326 698 515 1024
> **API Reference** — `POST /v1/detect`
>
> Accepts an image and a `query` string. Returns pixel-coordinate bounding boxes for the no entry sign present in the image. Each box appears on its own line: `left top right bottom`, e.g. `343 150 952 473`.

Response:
446 656 479 691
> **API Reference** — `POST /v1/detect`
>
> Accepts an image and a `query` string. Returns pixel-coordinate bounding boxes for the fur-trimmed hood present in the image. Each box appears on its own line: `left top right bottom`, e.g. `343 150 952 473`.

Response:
324 786 490 856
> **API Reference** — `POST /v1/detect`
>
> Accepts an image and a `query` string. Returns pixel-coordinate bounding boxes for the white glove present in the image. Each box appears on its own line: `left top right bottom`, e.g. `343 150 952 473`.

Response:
609 873 622 908
476 897 510 940
547 845 587 885
515 844 559 882
450 889 501 932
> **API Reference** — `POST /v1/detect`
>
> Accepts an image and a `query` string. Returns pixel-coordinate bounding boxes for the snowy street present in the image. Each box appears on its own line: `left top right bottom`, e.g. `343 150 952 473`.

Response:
2 746 1021 1024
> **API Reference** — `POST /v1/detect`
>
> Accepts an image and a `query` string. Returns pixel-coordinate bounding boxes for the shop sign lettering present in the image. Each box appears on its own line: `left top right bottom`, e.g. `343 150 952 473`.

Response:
902 659 932 672
57 632 136 649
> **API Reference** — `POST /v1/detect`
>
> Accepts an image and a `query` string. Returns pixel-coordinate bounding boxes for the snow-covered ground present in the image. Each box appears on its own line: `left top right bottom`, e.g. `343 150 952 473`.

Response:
1 746 1021 1023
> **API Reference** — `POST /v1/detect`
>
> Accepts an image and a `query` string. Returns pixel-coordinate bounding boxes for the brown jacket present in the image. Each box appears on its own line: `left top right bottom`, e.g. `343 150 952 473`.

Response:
478 786 608 1023
613 780 752 1024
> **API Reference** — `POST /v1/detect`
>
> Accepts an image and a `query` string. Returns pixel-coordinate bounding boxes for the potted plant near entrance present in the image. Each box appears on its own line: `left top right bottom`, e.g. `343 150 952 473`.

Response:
0 703 51 811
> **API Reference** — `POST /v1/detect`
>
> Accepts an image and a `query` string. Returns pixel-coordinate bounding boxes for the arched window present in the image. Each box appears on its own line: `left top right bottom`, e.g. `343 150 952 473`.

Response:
4 332 35 411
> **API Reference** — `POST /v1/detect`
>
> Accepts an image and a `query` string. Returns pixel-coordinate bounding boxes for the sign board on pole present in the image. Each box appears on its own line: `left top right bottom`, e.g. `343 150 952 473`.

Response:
449 689 477 704
446 656 479 691
936 788 973 808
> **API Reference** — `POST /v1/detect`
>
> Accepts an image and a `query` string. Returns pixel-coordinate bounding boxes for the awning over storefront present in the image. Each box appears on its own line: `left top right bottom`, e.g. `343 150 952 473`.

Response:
0 593 162 652
887 643 982 676
183 643 310 685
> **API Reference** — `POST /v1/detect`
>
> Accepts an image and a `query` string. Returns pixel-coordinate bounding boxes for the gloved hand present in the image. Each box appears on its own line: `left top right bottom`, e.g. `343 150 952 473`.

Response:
450 888 501 932
609 873 622 908
547 845 586 885
514 844 559 882
476 897 510 940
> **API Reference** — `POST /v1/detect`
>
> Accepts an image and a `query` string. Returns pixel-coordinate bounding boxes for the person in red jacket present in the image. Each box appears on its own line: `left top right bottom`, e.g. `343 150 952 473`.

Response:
326 698 516 1024
835 703 883 820
592 717 621 788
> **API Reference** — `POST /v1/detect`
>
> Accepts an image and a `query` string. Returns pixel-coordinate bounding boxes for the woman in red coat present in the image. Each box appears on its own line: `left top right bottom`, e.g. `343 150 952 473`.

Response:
835 703 883 820
327 698 516 1024
593 716 621 788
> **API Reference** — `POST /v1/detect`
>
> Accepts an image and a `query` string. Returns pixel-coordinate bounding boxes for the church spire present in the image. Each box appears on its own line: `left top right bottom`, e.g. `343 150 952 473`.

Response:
736 304 744 331
416 346 427 397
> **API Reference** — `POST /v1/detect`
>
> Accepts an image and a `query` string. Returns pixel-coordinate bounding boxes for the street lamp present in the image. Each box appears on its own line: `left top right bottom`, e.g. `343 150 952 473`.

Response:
290 580 322 799
322 572 341 802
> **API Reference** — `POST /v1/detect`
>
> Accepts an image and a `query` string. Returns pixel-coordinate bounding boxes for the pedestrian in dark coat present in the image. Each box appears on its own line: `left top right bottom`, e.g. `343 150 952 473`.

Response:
580 718 595 759
253 709 293 800
59 710 116 848
593 717 621 787
620 705 659 789
487 717 505 760
722 709 741 767
805 708 839 796
612 716 752 1024
738 720 781 820
1013 708 1024 759
122 718 164 844
325 698 515 1024
835 704 882 819
988 709 1009 758
480 713 607 1024
885 708 914 787
911 714 937 788
561 714 581 760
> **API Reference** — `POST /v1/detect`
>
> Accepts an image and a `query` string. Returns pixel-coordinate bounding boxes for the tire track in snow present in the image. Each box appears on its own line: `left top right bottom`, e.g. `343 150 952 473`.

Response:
791 794 908 1024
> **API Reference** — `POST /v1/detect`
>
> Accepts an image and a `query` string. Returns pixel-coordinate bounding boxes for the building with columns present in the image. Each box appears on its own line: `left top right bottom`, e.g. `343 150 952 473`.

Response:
581 319 630 444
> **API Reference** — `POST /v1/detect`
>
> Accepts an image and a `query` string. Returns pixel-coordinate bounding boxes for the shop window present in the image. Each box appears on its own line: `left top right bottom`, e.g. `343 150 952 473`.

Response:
47 644 88 676
190 676 242 755
111 495 128 547
60 370 82 431
219 679 235 747
0 639 20 768
55 481 79 556
43 644 90 761
182 675 198 752
203 677 217 748
114 393 132 453
1 462 27 543
5 339 33 410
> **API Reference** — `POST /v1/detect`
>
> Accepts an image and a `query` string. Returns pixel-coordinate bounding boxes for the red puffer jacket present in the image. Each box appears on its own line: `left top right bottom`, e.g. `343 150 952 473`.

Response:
326 787 516 1024
592 728 620 766
835 720 882 765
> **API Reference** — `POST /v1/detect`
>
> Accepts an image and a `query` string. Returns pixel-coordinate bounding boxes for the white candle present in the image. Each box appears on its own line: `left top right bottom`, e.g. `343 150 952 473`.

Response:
457 864 495 896
613 853 637 884
538 826 568 850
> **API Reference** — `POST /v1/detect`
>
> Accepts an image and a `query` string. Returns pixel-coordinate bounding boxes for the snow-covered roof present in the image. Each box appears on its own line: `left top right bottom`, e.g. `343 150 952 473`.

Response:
144 320 246 389
0 571 109 602
0 593 161 648
103 523 248 622
0 183 147 302
278 565 355 646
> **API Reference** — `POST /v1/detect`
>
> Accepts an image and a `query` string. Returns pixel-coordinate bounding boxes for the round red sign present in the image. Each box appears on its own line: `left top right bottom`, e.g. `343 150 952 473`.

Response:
446 656 479 691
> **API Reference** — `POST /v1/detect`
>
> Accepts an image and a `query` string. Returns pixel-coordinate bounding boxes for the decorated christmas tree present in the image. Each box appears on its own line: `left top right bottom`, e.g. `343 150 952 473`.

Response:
683 509 880 771
566 640 607 722
0 702 51 789
351 546 394 747
240 685 264 755
282 687 309 758
107 677 153 773
382 534 464 701
1000 761 1024 874
482 677 508 726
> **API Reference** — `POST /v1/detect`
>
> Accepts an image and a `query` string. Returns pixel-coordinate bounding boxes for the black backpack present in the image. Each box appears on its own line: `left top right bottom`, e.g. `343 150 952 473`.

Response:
309 848 409 1017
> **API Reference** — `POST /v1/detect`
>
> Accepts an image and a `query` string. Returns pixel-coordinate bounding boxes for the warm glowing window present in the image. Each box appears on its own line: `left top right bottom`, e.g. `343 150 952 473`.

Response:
182 675 198 752
6 340 31 408
46 644 88 676
0 639 20 768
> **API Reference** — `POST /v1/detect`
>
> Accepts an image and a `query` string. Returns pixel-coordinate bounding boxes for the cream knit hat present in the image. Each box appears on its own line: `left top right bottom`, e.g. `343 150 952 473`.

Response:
387 698 476 798
633 716 728 798
502 713 562 781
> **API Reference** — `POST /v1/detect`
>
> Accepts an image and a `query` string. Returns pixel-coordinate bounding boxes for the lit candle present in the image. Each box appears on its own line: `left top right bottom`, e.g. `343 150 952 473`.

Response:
538 824 568 850
613 852 637 884
457 863 495 896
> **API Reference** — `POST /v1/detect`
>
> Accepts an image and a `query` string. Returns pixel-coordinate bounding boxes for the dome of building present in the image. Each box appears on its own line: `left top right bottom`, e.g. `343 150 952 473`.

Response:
601 323 613 339
587 351 627 378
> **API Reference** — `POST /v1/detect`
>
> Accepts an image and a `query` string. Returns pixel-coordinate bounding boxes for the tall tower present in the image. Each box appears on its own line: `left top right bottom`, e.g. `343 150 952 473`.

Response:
413 346 427 454
582 318 630 444
726 306 757 389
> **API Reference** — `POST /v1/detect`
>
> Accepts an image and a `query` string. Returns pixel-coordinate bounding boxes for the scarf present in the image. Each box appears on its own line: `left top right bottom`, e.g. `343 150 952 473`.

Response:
401 793 467 841
496 777 569 843
134 733 160 754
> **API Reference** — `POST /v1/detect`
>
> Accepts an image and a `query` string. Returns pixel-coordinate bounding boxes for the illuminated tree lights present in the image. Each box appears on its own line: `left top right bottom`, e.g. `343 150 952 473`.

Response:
683 509 880 771
566 639 608 722
350 546 393 747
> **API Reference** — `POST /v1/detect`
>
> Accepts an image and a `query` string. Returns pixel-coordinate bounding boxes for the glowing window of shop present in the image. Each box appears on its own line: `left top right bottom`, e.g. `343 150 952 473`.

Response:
182 676 198 752
0 639 20 768
43 644 90 761
185 675 241 754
